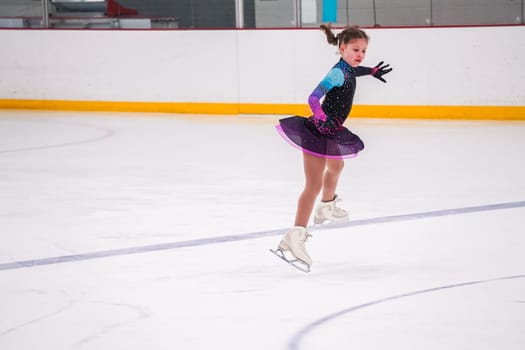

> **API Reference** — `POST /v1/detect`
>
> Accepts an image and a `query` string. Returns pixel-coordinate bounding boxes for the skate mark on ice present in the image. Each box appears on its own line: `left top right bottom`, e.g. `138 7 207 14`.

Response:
0 117 116 154
287 274 525 350
1 200 524 271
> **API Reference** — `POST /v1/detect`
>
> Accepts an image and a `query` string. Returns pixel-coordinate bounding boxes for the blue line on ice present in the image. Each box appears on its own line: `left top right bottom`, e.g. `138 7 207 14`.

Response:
1 200 524 271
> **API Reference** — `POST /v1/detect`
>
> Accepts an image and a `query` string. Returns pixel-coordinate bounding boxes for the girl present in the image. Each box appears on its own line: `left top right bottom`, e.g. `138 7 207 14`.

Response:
273 24 392 271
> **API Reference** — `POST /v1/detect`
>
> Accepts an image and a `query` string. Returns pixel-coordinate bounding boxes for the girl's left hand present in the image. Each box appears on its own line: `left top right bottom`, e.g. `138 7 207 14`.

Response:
371 61 393 83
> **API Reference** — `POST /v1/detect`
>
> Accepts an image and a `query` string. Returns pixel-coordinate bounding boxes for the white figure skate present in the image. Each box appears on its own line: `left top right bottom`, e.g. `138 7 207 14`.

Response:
313 195 349 224
270 226 312 272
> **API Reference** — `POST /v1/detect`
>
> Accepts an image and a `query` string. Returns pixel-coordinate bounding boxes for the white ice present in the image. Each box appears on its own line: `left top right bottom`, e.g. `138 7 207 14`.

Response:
0 110 524 350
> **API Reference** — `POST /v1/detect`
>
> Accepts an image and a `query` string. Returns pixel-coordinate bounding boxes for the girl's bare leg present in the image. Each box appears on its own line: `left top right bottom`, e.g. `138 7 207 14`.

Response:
321 158 344 202
294 153 326 227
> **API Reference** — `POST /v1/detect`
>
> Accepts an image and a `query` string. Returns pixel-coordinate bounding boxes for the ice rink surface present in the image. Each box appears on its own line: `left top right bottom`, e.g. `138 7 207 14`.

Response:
0 110 524 349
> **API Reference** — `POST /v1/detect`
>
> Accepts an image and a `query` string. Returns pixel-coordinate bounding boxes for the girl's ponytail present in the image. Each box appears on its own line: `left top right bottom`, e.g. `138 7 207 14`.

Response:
320 24 339 46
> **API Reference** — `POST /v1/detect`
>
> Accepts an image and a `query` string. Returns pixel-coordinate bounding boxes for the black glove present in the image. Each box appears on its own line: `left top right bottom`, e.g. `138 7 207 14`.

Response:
371 61 392 83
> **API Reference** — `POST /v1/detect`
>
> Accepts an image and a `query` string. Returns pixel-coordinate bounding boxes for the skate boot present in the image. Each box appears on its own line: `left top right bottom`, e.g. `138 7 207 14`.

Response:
274 226 312 271
314 195 349 224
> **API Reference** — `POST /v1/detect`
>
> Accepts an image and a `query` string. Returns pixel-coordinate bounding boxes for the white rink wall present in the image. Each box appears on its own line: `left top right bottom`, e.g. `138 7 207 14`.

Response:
1 26 524 107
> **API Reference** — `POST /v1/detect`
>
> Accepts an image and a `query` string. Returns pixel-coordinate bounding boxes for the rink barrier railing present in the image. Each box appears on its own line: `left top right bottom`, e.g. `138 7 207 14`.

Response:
0 99 524 120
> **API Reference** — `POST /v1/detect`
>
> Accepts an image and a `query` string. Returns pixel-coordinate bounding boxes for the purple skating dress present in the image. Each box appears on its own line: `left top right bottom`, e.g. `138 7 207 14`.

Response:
276 59 367 159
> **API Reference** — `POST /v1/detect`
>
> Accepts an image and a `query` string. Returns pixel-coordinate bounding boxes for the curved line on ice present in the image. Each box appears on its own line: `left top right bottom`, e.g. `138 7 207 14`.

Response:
0 117 115 154
288 274 525 350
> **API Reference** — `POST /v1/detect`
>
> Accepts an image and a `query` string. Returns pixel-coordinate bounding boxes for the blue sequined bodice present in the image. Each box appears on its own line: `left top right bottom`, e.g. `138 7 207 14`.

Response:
321 59 356 126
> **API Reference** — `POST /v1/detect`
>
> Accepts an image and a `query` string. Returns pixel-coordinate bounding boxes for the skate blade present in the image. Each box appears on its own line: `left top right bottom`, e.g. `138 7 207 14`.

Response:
269 249 310 273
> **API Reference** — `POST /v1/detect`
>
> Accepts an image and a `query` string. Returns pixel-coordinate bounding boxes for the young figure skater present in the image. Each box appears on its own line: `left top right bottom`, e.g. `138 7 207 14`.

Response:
273 24 392 271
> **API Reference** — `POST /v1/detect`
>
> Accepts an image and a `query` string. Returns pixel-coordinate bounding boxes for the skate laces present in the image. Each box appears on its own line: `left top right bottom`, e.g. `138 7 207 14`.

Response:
297 232 312 247
303 233 312 243
333 197 347 216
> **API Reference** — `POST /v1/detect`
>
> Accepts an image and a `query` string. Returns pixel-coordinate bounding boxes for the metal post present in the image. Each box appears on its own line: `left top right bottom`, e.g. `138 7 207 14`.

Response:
429 0 433 26
190 0 195 28
372 0 377 26
41 0 49 28
346 0 350 25
235 0 244 28
291 0 300 28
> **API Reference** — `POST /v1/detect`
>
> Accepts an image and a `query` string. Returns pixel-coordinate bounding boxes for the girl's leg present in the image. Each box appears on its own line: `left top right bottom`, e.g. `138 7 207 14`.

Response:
321 158 345 201
294 153 326 227
312 158 348 225
277 153 326 267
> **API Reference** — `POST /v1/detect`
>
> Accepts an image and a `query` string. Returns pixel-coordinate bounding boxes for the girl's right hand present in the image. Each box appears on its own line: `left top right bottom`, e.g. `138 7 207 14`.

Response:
313 110 328 122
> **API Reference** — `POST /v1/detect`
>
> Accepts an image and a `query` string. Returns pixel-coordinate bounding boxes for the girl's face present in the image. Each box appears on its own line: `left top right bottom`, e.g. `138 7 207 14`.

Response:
340 38 368 67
